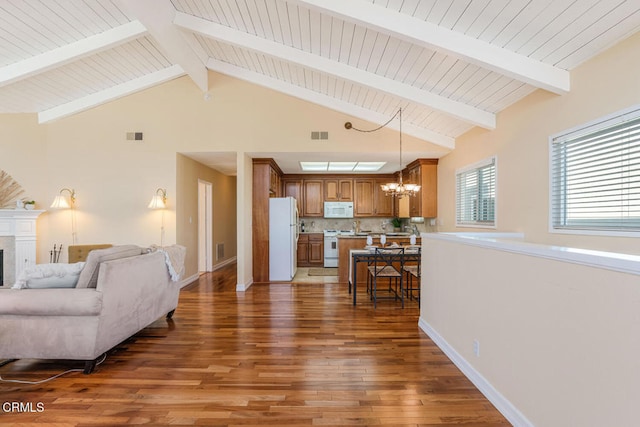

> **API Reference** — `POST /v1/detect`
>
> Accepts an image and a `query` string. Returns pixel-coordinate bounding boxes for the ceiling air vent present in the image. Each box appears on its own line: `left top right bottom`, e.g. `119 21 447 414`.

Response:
310 131 328 140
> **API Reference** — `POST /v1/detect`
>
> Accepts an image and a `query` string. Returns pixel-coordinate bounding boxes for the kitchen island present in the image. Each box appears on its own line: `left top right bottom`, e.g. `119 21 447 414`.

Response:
337 234 421 285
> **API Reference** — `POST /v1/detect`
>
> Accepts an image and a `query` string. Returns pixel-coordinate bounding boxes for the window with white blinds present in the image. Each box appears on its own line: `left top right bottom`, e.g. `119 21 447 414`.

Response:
550 107 640 233
456 157 496 227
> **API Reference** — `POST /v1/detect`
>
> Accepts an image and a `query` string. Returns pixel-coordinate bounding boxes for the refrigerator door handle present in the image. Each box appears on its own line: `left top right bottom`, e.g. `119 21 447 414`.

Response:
294 205 300 242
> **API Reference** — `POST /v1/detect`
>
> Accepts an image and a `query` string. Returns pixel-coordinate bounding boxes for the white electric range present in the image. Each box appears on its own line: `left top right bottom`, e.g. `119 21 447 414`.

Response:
323 229 354 267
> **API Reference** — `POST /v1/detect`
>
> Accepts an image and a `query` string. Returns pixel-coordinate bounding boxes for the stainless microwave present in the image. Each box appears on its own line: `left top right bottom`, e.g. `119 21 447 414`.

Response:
324 201 354 218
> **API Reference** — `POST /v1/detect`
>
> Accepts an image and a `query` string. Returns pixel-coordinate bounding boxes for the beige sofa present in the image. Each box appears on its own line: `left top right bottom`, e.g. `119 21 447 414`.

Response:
0 245 183 373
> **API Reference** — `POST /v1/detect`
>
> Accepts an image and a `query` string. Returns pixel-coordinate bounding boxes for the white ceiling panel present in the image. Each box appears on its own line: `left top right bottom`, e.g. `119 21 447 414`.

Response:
0 0 639 169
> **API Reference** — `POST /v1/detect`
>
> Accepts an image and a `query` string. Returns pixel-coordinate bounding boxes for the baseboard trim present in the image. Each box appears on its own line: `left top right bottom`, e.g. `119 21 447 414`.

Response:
236 278 253 292
179 273 199 289
213 256 236 271
418 318 533 427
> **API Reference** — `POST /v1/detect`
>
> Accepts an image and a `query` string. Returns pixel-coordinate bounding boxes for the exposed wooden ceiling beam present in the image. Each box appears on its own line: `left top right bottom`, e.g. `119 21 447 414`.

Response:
206 58 455 150
38 65 184 123
0 21 147 88
116 0 208 92
174 12 494 130
291 0 570 95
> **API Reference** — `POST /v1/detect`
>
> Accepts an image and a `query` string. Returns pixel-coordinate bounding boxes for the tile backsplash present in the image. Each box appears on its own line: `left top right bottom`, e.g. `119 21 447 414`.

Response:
299 217 435 234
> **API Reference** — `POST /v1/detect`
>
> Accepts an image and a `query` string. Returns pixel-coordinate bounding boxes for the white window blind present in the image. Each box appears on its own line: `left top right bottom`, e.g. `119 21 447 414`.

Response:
550 108 640 232
456 157 496 227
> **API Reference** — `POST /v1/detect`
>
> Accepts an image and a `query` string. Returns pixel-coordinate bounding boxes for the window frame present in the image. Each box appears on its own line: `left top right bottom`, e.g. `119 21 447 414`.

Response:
455 156 497 229
548 104 640 237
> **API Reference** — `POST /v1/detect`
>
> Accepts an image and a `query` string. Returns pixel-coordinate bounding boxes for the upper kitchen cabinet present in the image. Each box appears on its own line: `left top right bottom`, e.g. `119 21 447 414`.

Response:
270 168 281 197
354 177 394 217
374 178 394 217
303 179 324 216
354 179 374 216
405 159 438 218
324 179 353 202
282 178 302 213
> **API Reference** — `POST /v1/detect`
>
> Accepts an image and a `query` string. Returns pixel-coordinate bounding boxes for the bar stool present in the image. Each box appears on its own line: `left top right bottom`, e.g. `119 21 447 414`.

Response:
403 247 421 304
367 247 404 308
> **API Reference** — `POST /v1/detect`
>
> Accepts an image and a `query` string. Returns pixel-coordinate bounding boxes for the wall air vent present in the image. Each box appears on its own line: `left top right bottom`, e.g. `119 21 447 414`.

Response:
310 131 329 140
126 132 143 141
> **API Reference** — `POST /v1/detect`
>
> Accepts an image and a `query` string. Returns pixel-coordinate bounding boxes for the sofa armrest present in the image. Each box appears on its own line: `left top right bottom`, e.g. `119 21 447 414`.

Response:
0 289 103 316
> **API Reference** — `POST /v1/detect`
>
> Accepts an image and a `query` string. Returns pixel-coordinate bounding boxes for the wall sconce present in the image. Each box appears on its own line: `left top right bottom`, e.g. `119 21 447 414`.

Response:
148 188 167 209
50 188 77 244
50 188 76 209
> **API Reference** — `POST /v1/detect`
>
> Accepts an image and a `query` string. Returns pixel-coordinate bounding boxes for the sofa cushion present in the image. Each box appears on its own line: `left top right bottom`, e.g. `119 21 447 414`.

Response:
12 262 85 289
76 245 143 289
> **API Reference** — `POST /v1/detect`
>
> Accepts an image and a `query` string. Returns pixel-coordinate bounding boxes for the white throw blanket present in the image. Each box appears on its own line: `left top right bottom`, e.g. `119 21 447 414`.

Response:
151 244 186 281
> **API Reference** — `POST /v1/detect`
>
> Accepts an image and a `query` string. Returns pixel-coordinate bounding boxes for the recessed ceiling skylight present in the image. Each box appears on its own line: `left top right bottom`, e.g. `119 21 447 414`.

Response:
328 162 358 171
299 162 329 171
299 161 386 172
353 162 387 171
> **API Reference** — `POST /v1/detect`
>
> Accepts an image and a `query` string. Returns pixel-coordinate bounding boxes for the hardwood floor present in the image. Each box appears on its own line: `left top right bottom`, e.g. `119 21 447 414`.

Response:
0 264 509 426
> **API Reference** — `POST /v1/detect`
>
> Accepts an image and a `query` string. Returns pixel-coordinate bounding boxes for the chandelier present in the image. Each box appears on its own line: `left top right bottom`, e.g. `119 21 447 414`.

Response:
344 108 420 198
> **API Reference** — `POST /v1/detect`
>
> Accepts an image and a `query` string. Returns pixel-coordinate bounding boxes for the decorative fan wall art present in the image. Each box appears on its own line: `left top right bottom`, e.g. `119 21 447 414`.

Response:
0 170 25 208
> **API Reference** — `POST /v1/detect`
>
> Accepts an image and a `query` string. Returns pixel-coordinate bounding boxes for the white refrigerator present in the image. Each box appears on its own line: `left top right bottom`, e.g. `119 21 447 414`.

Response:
269 197 299 281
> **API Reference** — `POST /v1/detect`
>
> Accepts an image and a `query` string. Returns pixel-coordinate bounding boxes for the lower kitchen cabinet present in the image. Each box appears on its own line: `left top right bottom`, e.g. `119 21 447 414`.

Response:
297 233 324 267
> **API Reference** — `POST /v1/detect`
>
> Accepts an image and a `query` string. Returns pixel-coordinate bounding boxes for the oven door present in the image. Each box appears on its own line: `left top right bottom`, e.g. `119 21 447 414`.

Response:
323 236 338 267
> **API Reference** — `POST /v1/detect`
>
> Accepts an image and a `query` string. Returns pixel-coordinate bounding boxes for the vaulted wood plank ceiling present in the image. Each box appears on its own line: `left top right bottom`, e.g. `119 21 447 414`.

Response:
1 0 639 153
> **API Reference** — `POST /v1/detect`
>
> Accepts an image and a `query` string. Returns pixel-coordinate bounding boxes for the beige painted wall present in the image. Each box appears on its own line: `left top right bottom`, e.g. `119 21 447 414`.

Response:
425 31 640 426
437 31 640 255
422 235 640 426
176 154 237 277
236 153 253 289
1 69 446 283
0 114 50 248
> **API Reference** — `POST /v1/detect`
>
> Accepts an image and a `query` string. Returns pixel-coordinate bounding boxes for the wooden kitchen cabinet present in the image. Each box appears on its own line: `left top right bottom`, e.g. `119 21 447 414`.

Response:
270 167 280 196
308 233 324 265
297 233 323 267
283 178 302 213
324 179 353 201
354 178 394 217
374 178 394 216
354 179 375 216
406 159 438 218
252 158 283 282
303 180 324 216
297 234 309 265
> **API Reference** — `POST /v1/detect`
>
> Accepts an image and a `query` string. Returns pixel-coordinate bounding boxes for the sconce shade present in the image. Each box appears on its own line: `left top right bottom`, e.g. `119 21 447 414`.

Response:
50 188 75 209
148 188 167 209
148 195 166 209
50 195 70 209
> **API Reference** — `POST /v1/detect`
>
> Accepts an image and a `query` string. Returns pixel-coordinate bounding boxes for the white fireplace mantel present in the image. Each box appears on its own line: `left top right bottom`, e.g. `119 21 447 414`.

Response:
0 209 44 284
